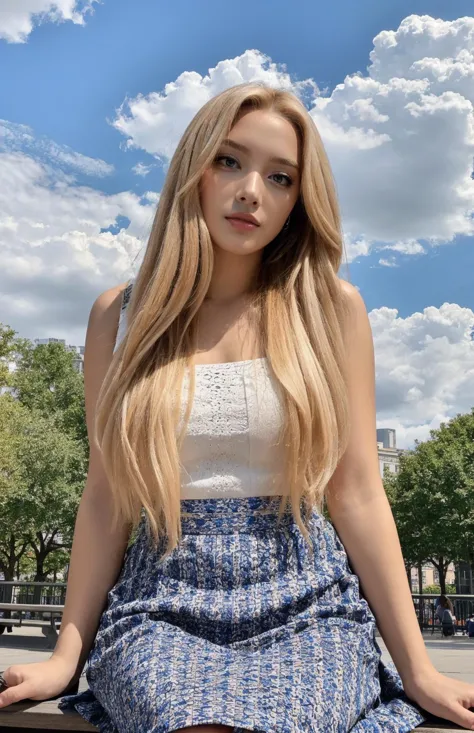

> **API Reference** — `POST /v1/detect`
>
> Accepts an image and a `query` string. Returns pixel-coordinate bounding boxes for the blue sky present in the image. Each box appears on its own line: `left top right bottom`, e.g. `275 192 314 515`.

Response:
1 0 473 445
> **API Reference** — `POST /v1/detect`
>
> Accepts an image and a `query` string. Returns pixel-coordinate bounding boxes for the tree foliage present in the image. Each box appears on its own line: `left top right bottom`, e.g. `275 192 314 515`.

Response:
385 409 474 594
0 333 87 583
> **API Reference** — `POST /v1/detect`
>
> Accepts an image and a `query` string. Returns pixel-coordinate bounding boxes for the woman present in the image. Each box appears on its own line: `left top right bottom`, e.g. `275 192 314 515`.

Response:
1 82 473 732
436 595 456 637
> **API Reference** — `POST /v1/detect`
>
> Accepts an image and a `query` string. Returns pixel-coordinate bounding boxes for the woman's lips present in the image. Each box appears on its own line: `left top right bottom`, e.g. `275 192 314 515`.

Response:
226 217 259 231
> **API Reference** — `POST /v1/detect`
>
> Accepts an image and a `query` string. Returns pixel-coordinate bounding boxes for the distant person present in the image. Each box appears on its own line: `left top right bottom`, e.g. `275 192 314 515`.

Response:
436 595 456 636
466 614 474 638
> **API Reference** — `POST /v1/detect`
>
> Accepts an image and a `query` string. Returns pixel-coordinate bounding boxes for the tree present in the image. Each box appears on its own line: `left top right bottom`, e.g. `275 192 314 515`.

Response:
385 410 474 596
0 396 36 581
0 323 30 389
435 409 474 590
12 340 87 446
0 394 86 590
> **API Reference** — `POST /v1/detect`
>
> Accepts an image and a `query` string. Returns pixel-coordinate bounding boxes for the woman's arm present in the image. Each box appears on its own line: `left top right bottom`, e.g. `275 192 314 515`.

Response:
51 284 132 683
326 280 433 684
326 282 474 731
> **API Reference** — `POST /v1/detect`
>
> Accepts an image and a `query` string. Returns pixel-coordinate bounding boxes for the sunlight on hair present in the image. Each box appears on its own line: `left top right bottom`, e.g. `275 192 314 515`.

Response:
95 82 352 557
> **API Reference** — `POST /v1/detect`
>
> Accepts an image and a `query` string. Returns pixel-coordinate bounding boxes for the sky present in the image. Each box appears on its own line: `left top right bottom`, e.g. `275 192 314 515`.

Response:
1 0 473 448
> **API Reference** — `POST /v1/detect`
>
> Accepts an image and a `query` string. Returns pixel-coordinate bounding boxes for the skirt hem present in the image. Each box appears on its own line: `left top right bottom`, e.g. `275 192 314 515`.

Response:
59 688 429 733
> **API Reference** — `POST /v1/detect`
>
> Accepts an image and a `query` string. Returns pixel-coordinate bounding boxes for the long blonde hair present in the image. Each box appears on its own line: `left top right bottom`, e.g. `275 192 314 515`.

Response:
96 82 351 556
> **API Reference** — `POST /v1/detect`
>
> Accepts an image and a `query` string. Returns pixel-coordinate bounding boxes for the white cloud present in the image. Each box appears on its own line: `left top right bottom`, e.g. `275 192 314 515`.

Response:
0 148 156 345
312 15 474 254
111 20 474 260
111 50 318 162
371 302 474 446
343 233 371 262
132 162 156 178
0 120 114 178
0 0 101 43
381 239 426 256
378 257 399 268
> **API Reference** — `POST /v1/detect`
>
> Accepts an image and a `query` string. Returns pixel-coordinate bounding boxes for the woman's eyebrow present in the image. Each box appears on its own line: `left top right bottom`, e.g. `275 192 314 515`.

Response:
221 138 299 171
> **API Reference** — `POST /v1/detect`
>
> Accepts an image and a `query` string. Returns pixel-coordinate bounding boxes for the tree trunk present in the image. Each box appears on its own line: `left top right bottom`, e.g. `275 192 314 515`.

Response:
0 533 28 623
417 562 424 627
429 556 450 595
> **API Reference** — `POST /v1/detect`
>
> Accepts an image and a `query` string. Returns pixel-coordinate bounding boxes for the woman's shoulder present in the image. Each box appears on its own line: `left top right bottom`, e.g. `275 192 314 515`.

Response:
85 279 132 355
336 277 370 337
338 277 363 305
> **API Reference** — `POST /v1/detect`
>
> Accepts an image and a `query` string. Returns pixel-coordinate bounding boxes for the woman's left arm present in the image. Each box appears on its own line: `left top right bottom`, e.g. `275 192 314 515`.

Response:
326 280 474 730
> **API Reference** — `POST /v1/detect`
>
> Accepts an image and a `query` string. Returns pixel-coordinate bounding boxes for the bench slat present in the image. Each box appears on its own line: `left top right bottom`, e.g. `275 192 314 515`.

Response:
0 678 464 732
0 605 64 614
0 704 464 732
416 726 466 731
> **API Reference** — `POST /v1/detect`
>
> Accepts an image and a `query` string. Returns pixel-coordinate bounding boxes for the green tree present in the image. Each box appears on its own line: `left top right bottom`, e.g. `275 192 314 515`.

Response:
0 394 86 588
12 340 87 446
0 396 36 580
0 323 30 389
385 410 474 596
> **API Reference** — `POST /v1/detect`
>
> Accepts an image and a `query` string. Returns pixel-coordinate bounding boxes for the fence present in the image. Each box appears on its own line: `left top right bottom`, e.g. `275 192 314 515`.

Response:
411 593 474 634
0 581 67 625
1 582 473 634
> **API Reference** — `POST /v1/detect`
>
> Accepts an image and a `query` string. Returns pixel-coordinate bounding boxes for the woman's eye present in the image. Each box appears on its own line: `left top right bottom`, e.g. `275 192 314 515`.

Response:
215 155 292 187
216 155 238 169
272 173 293 187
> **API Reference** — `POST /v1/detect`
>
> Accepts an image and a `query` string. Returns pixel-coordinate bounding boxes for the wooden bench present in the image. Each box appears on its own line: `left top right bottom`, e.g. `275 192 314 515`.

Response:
0 709 465 732
0 604 63 647
0 677 466 733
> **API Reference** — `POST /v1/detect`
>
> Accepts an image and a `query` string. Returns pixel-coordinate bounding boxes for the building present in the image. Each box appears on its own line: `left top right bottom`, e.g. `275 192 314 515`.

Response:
410 562 456 592
455 561 474 595
377 428 403 476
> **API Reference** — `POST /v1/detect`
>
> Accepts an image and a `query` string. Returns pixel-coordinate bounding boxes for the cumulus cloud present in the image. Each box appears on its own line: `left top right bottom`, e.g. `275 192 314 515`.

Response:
0 148 156 346
112 19 474 260
311 15 474 254
0 0 101 43
371 302 474 446
111 50 318 162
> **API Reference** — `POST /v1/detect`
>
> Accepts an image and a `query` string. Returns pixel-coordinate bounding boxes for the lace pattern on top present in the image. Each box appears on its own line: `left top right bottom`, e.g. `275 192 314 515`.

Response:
113 278 286 499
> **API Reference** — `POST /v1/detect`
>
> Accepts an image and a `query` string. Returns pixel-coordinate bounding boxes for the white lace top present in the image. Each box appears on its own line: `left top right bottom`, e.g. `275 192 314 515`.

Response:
113 281 286 499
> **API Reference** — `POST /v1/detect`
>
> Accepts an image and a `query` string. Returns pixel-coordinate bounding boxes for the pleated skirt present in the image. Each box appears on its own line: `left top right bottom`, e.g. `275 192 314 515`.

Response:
58 495 428 732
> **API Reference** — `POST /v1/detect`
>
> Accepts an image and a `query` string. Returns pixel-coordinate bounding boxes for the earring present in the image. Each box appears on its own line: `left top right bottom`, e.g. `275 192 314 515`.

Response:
283 215 290 231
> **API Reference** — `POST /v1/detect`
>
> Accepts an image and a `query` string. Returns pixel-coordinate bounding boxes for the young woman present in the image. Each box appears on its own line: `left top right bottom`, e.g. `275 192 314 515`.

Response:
1 82 474 732
436 595 456 637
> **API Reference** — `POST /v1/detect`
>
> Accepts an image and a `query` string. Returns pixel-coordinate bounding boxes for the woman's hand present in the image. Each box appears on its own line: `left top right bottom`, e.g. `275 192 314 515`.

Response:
404 667 474 730
0 657 78 708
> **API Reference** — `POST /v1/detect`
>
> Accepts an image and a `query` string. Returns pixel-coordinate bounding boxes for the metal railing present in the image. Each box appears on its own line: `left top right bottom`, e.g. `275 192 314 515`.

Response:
1 582 473 634
411 593 474 634
0 581 67 621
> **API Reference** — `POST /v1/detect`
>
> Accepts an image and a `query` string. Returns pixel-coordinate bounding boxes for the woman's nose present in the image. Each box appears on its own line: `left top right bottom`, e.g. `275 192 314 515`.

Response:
236 173 261 206
237 193 258 205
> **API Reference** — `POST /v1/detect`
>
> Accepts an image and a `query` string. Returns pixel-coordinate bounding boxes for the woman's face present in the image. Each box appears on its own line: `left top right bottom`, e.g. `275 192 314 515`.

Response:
199 109 301 256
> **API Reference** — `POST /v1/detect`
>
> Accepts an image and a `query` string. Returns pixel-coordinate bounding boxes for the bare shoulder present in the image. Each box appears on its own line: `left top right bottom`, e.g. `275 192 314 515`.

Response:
83 281 129 419
88 281 129 339
337 277 370 341
338 277 367 311
83 279 129 398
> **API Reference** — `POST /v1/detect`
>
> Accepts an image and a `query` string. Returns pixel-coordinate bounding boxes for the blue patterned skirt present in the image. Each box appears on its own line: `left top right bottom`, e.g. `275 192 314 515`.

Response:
58 496 427 732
